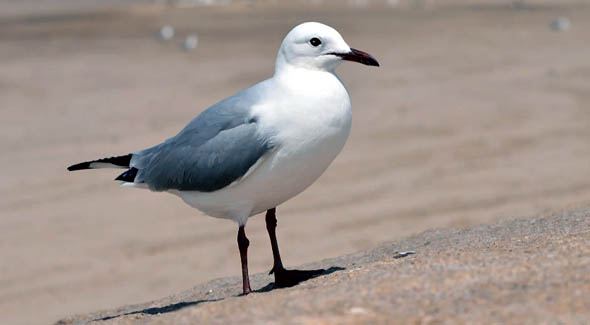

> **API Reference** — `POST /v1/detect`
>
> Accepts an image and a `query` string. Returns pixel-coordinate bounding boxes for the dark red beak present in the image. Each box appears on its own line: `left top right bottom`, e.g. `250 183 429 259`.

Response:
330 48 380 67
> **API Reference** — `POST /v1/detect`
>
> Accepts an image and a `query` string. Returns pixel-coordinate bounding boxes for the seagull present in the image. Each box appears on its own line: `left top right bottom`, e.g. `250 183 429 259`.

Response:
68 22 379 295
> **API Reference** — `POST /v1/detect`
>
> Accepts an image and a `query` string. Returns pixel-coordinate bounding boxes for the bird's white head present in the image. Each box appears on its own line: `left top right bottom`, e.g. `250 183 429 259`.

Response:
275 22 379 74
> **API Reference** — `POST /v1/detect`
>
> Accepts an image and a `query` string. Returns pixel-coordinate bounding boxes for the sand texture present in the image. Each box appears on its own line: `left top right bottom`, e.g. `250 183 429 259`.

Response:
57 208 590 324
1 1 589 324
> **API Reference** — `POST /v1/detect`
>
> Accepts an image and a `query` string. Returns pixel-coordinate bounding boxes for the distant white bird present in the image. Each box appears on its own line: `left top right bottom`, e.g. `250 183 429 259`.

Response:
183 34 199 51
68 22 379 295
158 25 175 41
551 17 571 32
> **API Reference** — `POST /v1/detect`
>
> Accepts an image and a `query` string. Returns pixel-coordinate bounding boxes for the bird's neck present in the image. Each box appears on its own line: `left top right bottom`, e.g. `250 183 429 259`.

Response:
274 63 341 89
274 68 344 99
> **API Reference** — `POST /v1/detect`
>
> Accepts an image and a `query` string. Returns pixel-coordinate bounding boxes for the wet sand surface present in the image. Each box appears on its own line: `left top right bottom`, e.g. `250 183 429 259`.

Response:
1 1 589 324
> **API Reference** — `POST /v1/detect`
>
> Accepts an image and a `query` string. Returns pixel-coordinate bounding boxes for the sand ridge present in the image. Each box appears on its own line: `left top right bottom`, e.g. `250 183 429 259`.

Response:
57 207 590 324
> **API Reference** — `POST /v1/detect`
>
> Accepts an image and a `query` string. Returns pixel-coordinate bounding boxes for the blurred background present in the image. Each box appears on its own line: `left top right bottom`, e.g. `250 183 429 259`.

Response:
1 0 589 323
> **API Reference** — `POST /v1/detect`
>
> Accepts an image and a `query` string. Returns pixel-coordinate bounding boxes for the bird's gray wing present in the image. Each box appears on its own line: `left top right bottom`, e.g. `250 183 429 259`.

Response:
129 85 275 192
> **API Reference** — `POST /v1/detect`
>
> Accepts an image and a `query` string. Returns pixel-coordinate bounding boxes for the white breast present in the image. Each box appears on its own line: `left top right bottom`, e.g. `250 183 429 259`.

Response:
178 70 352 225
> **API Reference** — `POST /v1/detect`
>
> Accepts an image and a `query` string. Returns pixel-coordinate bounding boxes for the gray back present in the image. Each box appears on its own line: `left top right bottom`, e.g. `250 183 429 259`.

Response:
130 81 275 192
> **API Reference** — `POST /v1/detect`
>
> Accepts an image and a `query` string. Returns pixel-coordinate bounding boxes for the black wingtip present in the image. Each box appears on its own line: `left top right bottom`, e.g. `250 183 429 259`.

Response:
67 162 91 171
67 154 133 172
115 167 138 182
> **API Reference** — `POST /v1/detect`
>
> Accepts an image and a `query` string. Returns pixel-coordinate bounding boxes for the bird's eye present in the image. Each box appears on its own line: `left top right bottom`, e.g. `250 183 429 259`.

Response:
309 37 322 47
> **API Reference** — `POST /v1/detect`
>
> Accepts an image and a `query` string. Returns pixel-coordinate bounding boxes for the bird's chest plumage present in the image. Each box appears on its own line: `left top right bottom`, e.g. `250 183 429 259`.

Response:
262 71 352 153
272 96 351 169
248 75 352 211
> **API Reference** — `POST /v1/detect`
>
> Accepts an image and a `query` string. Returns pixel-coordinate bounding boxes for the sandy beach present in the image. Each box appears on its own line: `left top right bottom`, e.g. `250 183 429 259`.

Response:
57 207 590 324
1 1 589 324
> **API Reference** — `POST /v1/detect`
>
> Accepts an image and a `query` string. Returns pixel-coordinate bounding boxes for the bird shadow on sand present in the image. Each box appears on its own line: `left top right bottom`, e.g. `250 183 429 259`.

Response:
87 267 343 322
255 266 345 293
90 299 221 322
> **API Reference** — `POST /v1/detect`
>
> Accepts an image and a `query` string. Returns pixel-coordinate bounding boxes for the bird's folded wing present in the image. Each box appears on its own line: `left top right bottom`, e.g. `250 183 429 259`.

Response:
133 122 274 192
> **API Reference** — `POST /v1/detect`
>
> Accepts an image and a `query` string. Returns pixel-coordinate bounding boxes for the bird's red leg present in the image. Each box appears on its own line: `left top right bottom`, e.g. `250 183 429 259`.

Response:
266 208 284 273
237 225 251 295
265 208 324 287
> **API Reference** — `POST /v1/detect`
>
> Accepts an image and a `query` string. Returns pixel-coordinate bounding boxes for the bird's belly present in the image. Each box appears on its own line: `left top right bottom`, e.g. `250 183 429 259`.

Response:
177 122 350 225
251 129 348 213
